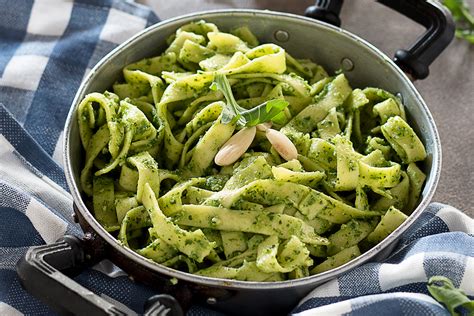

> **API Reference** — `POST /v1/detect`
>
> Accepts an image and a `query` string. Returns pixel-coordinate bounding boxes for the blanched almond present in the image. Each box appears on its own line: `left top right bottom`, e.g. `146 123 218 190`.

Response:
215 126 256 166
256 122 272 132
265 128 298 161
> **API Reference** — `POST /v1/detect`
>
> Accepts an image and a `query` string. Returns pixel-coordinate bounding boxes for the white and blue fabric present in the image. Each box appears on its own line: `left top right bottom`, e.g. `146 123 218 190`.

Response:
0 1 473 315
0 0 157 162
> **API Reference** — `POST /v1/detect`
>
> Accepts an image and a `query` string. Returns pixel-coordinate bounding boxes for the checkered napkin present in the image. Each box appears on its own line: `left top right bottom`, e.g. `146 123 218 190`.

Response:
0 1 473 315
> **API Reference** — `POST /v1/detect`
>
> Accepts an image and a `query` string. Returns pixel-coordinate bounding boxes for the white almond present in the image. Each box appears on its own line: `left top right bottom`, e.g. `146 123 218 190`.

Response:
256 122 272 132
215 126 256 166
265 128 298 161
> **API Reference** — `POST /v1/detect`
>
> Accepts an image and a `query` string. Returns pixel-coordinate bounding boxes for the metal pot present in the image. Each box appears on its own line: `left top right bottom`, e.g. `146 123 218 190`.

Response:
17 1 454 315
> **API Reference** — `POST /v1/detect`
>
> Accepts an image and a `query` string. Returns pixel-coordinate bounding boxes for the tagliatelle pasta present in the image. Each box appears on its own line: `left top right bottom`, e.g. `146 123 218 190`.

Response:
77 20 427 281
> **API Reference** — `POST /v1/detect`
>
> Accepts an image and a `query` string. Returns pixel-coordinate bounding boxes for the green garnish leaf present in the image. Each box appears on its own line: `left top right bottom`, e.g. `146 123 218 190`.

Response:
211 74 246 126
212 74 288 127
241 99 289 127
271 111 289 125
443 0 474 44
427 276 474 316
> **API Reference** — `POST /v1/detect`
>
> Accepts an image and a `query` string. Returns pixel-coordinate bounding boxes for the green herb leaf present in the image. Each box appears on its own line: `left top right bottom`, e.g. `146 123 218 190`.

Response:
443 0 474 44
241 99 288 126
427 276 474 316
271 111 289 125
212 74 288 127
212 74 246 126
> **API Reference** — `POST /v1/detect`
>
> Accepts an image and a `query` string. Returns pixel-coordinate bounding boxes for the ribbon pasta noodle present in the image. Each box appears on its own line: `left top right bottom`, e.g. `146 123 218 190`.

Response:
77 20 427 281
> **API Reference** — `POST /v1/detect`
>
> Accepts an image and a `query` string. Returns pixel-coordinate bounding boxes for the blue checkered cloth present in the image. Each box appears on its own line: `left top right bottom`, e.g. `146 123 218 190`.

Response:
0 1 473 315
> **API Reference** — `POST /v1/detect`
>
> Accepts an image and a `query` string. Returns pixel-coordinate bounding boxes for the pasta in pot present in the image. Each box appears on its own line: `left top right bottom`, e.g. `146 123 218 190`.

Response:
77 20 427 281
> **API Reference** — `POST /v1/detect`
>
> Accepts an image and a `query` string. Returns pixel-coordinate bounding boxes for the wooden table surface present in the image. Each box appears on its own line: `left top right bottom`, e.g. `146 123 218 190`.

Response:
140 0 474 216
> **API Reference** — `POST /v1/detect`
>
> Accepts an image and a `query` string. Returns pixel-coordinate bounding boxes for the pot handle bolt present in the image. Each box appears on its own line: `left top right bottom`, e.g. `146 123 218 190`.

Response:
274 30 290 42
340 57 354 72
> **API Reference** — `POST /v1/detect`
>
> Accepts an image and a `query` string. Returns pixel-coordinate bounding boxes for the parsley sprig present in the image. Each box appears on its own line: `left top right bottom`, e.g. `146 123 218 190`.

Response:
211 74 289 127
443 0 474 43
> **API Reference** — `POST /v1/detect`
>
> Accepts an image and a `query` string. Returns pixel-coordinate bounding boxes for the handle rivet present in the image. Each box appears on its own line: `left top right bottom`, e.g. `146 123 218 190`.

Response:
396 92 404 103
206 297 217 305
274 30 289 42
341 57 354 71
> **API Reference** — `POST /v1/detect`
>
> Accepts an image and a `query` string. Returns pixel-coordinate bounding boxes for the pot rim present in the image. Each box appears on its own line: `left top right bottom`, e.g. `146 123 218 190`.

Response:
63 8 441 290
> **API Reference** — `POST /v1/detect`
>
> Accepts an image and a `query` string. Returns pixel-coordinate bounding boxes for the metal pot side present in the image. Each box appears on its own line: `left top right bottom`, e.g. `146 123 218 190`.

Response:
63 10 441 314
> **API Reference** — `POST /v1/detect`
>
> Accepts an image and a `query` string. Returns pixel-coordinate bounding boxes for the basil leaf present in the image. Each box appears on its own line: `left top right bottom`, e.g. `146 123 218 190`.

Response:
212 74 288 127
427 276 474 316
212 74 246 126
442 0 474 44
240 99 288 127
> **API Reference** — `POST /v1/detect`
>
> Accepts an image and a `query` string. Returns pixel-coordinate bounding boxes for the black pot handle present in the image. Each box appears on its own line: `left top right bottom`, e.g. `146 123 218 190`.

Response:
305 0 455 80
16 235 183 316
305 0 344 27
